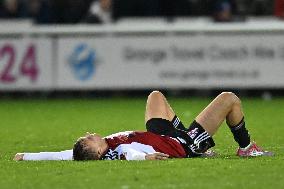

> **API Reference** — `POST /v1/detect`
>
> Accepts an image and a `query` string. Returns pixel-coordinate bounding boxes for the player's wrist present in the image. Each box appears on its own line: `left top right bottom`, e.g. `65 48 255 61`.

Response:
145 152 169 160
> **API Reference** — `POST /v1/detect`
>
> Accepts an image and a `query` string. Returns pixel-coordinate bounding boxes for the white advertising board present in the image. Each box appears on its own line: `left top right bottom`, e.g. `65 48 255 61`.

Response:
57 34 284 89
0 38 53 90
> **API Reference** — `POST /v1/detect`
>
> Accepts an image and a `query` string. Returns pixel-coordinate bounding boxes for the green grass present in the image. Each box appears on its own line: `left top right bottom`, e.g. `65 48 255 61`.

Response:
0 97 283 189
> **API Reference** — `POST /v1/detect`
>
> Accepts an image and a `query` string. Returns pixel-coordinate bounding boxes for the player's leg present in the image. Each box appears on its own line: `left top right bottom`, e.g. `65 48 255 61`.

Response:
194 92 273 156
184 92 248 156
195 92 244 136
145 90 175 122
145 91 188 132
195 92 251 148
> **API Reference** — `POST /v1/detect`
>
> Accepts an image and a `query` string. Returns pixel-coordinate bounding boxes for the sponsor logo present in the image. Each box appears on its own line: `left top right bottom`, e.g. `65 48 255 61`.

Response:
68 43 96 81
188 128 199 139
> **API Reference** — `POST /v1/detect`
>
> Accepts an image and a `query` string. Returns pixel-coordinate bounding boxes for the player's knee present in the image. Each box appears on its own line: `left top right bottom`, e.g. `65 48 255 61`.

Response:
148 91 164 100
219 92 241 106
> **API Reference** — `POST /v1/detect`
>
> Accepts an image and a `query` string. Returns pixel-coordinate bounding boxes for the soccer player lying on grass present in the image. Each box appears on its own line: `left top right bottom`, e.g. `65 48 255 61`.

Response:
14 91 273 161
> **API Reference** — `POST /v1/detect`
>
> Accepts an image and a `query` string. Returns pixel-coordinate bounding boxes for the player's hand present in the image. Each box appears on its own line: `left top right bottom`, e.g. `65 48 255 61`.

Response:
145 152 169 160
13 153 24 161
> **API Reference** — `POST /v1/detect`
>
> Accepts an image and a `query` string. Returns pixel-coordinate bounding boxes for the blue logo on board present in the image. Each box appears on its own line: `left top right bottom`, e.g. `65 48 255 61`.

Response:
68 43 96 81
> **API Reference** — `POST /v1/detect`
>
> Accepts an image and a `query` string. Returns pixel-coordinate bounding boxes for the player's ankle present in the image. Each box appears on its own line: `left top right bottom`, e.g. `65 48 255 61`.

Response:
239 142 252 150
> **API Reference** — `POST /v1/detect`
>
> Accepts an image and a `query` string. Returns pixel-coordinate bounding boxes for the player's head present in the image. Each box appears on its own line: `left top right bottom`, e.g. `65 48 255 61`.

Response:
73 132 105 161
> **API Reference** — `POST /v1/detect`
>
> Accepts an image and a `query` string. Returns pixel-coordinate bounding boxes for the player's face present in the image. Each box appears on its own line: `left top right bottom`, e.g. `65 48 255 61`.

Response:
83 132 104 159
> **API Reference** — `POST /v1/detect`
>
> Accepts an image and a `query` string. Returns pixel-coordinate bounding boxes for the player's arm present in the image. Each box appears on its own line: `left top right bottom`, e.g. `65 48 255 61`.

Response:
13 150 73 161
118 143 169 161
145 152 169 160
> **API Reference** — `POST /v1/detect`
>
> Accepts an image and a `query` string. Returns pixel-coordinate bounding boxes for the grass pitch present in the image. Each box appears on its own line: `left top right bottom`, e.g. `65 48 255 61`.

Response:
0 96 283 189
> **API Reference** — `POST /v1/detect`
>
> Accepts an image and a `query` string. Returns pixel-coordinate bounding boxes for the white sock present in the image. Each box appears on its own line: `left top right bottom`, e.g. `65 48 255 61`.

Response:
23 150 73 161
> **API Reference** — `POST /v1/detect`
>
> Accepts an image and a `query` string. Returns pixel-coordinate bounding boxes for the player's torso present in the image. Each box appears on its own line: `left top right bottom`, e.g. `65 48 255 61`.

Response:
104 131 186 158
